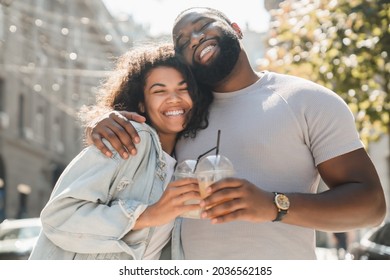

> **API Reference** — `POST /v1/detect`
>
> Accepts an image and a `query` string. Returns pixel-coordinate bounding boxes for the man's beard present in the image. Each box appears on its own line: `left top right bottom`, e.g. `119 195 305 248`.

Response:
192 30 241 87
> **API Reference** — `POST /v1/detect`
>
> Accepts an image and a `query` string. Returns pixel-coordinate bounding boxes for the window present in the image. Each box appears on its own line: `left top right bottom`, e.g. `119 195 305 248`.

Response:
0 79 9 130
52 116 64 153
0 7 4 42
33 107 44 143
0 79 4 112
18 94 25 137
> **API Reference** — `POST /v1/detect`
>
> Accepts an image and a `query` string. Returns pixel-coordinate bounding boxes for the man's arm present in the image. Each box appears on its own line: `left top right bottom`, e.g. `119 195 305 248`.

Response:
200 148 386 232
87 111 146 158
310 148 385 229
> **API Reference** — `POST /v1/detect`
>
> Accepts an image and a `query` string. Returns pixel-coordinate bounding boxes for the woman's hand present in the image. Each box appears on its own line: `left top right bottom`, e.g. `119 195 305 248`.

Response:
134 178 201 229
87 111 146 159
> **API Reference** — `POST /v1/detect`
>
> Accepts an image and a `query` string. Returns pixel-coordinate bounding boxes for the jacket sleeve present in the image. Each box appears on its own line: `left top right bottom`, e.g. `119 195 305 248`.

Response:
40 131 153 254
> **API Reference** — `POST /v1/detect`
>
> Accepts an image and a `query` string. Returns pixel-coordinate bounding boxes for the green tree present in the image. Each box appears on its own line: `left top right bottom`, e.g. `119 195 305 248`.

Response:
259 0 389 146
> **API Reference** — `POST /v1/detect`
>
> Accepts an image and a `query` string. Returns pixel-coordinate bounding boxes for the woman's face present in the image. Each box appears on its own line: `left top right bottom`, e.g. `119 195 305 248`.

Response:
141 66 193 136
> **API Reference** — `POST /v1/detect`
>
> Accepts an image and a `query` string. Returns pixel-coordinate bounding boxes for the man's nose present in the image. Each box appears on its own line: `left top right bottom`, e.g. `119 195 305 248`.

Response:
189 31 205 49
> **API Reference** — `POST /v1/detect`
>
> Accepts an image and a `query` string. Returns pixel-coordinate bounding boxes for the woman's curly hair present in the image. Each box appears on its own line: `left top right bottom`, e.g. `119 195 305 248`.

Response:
80 43 212 139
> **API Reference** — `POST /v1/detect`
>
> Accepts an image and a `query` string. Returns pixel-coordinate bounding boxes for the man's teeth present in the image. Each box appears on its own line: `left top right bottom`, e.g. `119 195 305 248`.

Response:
165 110 184 116
200 45 214 58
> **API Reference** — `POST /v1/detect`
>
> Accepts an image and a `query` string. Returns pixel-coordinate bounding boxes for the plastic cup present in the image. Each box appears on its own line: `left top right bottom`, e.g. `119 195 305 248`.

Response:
195 155 235 207
173 160 201 219
174 160 197 180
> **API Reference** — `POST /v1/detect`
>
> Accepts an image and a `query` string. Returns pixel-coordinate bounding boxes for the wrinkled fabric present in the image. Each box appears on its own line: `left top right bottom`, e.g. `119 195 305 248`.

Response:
29 123 169 260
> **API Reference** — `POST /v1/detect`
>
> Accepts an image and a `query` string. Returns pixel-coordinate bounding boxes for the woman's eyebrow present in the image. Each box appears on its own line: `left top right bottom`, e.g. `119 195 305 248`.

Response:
149 83 165 90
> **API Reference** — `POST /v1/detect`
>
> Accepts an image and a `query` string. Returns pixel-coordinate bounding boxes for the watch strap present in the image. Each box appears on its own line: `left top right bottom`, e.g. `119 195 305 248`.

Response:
272 208 287 222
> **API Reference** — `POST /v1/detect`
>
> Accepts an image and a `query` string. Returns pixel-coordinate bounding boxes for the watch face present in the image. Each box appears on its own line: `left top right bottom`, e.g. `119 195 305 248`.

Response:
276 194 290 210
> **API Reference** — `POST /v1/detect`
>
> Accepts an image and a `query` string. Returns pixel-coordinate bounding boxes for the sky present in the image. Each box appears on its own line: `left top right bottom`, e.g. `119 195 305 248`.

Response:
102 0 270 36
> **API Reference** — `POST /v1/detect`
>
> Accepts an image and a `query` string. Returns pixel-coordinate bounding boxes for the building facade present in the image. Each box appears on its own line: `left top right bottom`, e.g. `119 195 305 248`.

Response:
0 0 146 221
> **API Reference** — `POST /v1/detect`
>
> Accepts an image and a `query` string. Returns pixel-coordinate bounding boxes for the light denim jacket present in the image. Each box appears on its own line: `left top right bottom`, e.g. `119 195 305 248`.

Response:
29 122 169 260
171 218 185 259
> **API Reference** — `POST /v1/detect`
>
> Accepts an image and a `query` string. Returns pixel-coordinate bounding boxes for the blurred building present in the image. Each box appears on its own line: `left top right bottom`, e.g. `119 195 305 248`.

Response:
0 0 147 221
264 0 284 11
241 25 267 69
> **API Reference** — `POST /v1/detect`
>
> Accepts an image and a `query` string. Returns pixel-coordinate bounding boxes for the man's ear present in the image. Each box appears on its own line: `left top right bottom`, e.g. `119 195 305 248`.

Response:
138 103 145 113
231 22 243 39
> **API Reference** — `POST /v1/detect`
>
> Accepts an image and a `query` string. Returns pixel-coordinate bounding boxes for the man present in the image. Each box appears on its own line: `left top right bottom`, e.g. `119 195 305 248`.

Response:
88 7 386 259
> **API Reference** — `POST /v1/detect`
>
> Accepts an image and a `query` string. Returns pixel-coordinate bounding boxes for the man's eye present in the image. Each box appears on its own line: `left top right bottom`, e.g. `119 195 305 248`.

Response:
200 22 211 31
177 41 189 52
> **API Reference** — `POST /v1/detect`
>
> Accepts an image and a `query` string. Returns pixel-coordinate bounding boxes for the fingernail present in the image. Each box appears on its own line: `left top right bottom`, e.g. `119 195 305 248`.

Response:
201 211 207 219
199 201 205 208
122 152 129 159
134 137 140 144
105 152 112 158
130 148 137 156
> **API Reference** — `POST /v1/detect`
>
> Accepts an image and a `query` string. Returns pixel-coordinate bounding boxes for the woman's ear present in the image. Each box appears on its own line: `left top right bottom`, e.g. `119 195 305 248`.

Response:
138 102 145 113
231 22 243 39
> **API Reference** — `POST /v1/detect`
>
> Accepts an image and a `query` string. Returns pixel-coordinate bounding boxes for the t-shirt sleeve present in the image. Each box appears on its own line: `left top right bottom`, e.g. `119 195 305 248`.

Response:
284 76 364 166
309 94 363 165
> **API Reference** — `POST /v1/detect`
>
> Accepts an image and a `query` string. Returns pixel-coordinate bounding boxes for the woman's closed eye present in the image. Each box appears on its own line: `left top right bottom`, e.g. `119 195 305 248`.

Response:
178 87 189 93
152 89 166 94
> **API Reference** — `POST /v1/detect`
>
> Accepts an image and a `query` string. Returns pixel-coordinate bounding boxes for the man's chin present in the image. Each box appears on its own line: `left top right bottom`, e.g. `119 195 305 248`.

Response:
192 36 240 86
193 65 231 86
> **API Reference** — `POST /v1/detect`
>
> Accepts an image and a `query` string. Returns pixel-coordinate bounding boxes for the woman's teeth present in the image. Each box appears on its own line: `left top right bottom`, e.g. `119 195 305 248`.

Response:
164 110 184 116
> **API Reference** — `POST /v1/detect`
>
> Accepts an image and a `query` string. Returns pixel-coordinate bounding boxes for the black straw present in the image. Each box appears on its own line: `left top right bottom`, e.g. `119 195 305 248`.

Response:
194 146 216 172
193 130 221 172
216 129 221 155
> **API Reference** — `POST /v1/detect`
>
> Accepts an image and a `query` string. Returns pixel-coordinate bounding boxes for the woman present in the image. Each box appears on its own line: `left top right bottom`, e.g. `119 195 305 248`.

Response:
29 43 210 260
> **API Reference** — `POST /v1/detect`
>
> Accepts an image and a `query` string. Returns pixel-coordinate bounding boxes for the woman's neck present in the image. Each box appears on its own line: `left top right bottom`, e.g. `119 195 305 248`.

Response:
158 133 177 155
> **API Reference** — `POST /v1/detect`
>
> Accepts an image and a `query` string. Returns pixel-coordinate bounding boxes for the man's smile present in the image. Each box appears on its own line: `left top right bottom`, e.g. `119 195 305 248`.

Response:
194 39 219 65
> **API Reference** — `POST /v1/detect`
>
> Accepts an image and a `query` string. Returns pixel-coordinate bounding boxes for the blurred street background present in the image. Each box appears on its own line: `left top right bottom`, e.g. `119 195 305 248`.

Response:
0 0 389 260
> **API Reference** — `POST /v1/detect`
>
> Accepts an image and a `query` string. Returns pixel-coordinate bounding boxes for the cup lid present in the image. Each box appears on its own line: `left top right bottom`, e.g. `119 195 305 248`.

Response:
174 159 197 175
195 155 234 174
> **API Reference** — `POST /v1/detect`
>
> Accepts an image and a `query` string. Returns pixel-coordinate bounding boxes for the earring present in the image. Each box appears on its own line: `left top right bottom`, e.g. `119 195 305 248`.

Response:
138 103 145 113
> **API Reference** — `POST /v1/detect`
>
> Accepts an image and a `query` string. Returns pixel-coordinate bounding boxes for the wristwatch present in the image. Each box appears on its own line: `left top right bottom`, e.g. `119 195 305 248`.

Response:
272 192 290 222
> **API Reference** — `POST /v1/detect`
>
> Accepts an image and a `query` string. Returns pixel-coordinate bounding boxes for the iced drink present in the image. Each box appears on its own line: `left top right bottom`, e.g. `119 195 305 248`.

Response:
174 160 201 219
195 155 235 209
197 170 234 199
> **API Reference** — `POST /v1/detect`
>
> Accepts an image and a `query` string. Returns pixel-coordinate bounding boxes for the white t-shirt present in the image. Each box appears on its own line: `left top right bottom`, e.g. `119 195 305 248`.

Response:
142 152 176 260
175 71 363 259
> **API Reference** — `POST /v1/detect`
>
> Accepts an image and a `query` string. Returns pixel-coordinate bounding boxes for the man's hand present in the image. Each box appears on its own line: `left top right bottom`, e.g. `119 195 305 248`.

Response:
200 149 386 231
88 111 146 159
199 178 275 224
